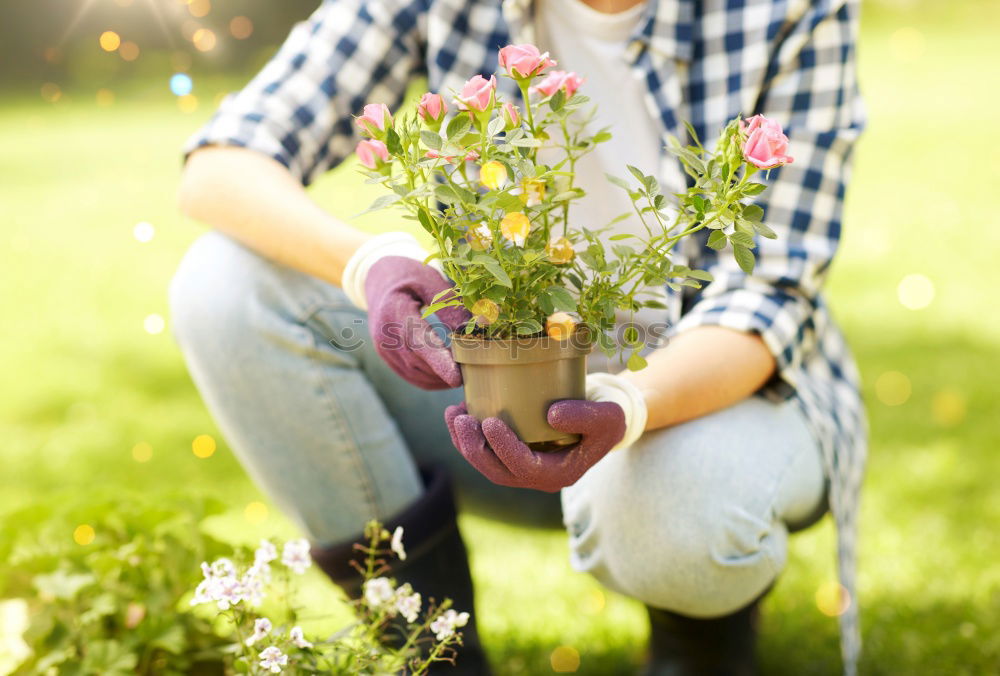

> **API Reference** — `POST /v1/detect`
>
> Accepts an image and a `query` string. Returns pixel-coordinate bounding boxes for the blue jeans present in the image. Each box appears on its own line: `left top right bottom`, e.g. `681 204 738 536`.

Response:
169 231 826 617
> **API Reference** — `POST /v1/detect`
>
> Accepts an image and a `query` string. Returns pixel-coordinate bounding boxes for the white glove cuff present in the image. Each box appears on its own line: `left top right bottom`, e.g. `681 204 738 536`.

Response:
586 372 649 451
341 232 440 310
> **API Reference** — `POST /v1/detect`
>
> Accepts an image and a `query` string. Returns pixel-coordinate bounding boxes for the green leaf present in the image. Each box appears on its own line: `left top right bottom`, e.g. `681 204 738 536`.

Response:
686 268 715 282
752 220 778 239
420 130 443 150
592 129 613 143
743 204 764 222
446 114 471 140
511 137 542 148
385 127 403 155
609 233 635 241
707 230 728 250
473 254 512 287
549 89 566 111
626 351 648 371
730 231 756 248
486 115 505 138
743 182 766 196
417 209 436 233
626 165 646 184
546 285 577 312
516 319 543 335
733 244 756 275
605 173 631 191
624 325 639 346
421 299 461 318
354 192 402 217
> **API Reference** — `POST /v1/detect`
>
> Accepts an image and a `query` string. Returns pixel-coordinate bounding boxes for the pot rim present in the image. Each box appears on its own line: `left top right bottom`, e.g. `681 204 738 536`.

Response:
450 329 593 366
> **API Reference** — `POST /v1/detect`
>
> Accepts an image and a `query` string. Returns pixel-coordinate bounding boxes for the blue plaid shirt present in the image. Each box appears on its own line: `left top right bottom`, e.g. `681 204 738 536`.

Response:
186 0 867 671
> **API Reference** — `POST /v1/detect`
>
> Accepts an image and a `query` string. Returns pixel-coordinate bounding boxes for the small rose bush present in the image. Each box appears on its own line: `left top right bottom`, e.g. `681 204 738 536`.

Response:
354 42 791 368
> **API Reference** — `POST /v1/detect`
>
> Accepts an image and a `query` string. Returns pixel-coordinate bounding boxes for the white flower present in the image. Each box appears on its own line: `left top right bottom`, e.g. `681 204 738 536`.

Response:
430 609 470 641
191 558 246 610
255 539 278 565
281 539 312 575
390 526 406 561
289 626 313 649
363 577 396 610
241 560 271 606
394 584 421 624
213 575 245 611
245 617 272 646
258 646 288 673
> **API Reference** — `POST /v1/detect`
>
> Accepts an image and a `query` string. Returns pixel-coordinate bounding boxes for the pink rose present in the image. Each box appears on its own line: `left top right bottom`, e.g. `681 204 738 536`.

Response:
417 92 447 124
356 139 390 169
740 114 783 136
355 103 392 137
455 74 496 112
531 70 585 98
501 102 520 130
742 121 794 169
498 43 557 79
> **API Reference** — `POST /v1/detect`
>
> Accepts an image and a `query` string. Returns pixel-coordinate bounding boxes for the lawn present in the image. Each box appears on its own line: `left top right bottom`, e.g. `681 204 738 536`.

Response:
2 2 998 673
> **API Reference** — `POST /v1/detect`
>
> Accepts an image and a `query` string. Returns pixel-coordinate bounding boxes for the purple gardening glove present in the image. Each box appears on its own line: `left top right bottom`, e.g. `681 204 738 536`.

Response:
444 400 626 492
364 256 470 390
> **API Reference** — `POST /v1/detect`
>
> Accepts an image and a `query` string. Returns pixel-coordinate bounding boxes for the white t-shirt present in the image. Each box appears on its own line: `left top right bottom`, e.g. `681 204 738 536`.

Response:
533 0 670 368
534 0 661 239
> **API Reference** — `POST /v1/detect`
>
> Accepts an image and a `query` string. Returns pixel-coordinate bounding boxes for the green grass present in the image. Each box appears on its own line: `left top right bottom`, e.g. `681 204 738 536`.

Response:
2 3 998 673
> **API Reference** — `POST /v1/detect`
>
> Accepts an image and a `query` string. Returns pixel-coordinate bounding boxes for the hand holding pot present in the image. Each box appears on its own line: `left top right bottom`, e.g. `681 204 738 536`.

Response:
342 232 470 390
444 400 626 492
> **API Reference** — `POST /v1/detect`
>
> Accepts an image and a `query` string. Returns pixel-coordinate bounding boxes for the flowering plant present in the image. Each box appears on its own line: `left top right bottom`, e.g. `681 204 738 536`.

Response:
355 43 792 368
189 521 469 675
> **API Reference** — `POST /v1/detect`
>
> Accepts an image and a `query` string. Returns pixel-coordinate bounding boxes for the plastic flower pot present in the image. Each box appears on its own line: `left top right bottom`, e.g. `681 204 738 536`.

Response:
451 330 593 451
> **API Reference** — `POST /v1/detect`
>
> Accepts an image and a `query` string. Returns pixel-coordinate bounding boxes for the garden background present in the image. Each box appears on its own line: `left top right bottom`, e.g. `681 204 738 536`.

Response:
1 0 997 673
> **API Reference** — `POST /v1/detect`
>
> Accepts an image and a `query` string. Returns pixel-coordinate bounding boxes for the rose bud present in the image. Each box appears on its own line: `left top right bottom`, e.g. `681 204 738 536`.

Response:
467 223 493 251
480 160 509 190
417 92 447 129
356 139 390 170
546 312 577 341
498 44 557 80
532 70 585 98
545 236 574 264
519 177 546 207
500 212 531 247
501 102 520 130
454 75 496 113
471 298 500 325
355 103 392 138
742 118 794 169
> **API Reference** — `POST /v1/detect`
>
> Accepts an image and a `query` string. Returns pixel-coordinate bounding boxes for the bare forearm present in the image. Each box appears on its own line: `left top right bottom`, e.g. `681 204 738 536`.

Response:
178 146 369 286
620 326 777 430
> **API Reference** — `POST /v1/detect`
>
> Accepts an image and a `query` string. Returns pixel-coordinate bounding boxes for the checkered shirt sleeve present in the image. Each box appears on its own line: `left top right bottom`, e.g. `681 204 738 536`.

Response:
675 1 865 395
182 0 425 186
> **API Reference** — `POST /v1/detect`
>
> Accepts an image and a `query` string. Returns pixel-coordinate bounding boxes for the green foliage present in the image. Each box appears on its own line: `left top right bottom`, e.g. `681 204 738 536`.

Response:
0 493 235 675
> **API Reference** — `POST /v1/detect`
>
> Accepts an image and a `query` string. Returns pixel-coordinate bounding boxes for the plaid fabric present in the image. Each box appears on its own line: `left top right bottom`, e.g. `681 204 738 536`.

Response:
186 0 867 671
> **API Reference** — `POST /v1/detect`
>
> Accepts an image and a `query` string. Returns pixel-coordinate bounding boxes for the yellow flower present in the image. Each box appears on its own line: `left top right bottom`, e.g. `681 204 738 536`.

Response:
500 212 531 246
467 224 493 251
471 298 500 325
480 161 508 190
545 237 575 264
519 178 546 206
546 312 577 341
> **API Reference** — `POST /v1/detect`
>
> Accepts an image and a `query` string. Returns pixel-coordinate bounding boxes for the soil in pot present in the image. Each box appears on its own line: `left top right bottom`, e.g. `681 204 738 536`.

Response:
450 330 593 451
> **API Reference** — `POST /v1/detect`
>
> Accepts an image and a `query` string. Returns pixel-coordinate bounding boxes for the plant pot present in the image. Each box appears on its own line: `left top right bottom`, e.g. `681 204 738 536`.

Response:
451 331 593 451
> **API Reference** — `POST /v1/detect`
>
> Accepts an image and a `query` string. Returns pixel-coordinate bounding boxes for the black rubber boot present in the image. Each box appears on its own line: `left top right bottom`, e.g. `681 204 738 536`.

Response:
311 465 490 675
641 593 764 676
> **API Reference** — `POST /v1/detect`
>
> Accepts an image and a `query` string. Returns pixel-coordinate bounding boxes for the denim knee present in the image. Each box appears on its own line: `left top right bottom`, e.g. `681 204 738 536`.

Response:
560 401 808 618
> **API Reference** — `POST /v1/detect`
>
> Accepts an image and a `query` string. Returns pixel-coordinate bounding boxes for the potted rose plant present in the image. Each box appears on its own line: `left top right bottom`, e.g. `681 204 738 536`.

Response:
353 44 791 450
